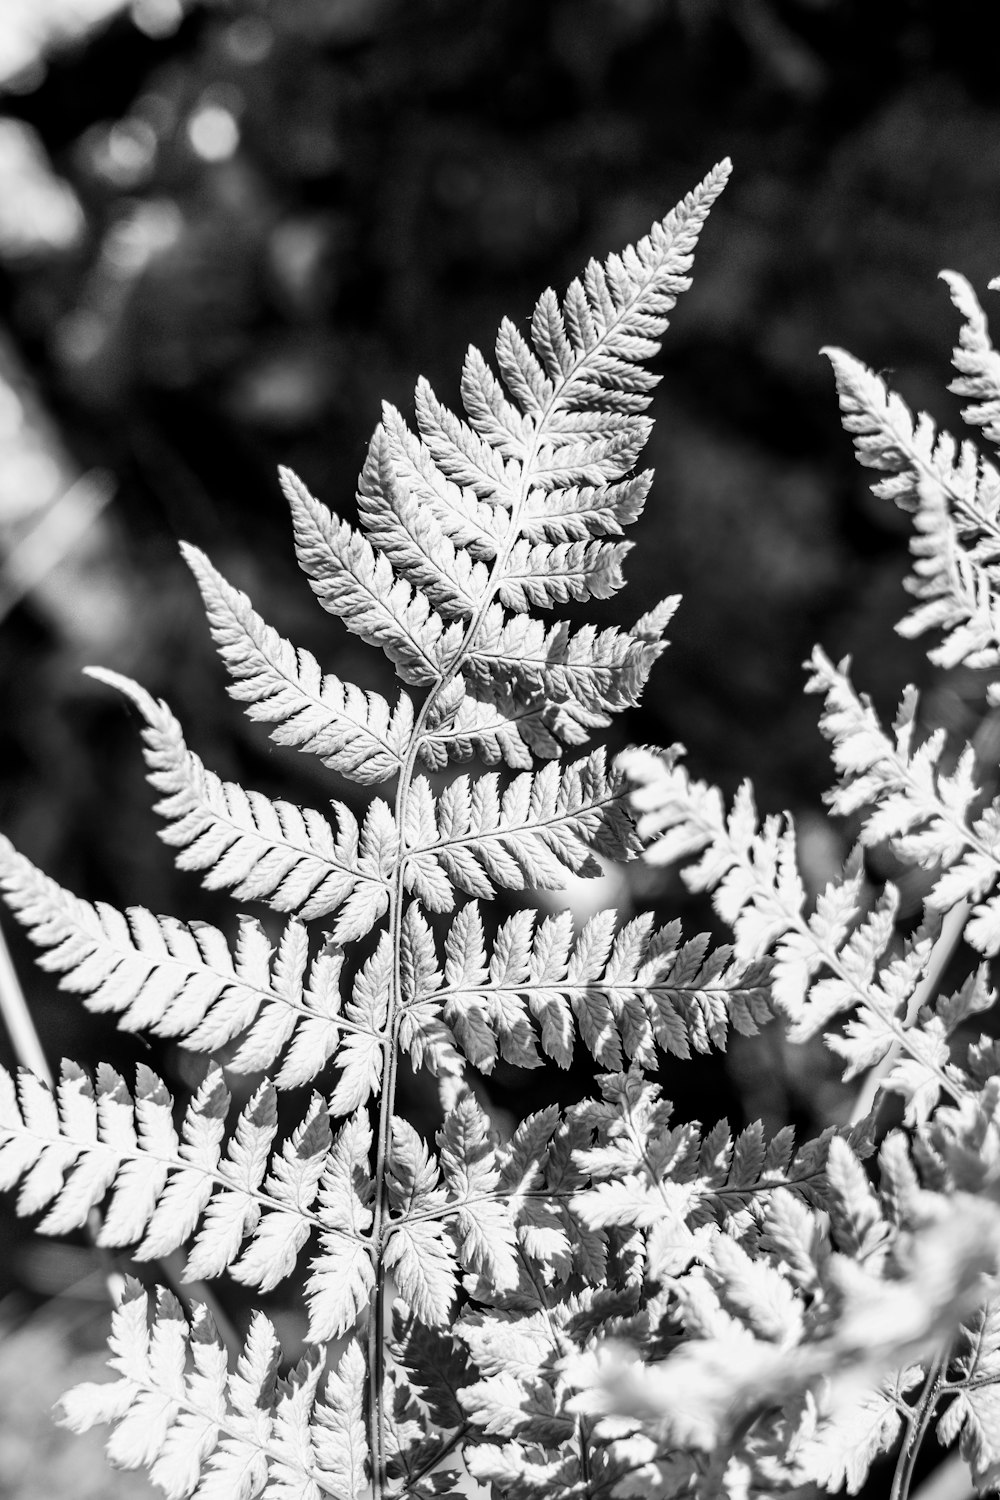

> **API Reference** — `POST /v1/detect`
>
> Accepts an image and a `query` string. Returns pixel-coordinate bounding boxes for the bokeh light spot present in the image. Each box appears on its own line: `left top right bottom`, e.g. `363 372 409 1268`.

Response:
187 105 240 163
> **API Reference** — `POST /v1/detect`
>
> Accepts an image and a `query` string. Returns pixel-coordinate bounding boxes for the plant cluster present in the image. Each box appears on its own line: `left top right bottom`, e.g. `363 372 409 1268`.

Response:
3 161 1000 1500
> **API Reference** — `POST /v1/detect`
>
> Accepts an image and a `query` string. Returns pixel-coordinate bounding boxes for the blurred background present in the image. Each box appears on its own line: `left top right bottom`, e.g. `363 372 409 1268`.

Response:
1 1 999 1493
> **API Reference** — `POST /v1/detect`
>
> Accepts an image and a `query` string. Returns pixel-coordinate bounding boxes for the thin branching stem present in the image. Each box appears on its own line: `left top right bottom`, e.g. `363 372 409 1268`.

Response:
891 1349 951 1500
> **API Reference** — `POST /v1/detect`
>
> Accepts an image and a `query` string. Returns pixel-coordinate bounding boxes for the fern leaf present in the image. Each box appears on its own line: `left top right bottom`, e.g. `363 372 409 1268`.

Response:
494 537 632 612
385 1118 458 1324
437 1092 519 1292
939 1301 1000 1493
807 648 1000 951
182 543 414 786
88 668 393 938
432 903 770 1075
389 1313 472 1433
420 678 608 772
327 934 390 1116
60 1283 369 1499
622 745 974 1117
405 748 636 915
944 270 1000 449
465 609 667 716
797 1370 918 1496
229 1092 330 1293
518 473 652 545
823 345 988 522
897 478 1000 672
0 839 359 1086
356 422 492 617
0 1061 380 1299
282 465 464 686
305 1112 375 1343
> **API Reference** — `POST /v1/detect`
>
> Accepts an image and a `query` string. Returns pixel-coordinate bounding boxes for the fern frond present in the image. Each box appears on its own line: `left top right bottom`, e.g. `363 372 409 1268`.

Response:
806 647 1000 954
419 679 608 773
824 339 1000 673
620 747 972 1120
822 345 993 530
426 901 772 1075
88 667 393 941
182 543 415 786
0 1062 374 1295
356 422 492 619
464 609 669 716
402 748 636 913
0 168 755 1500
59 1282 369 1500
943 270 1000 450
0 838 360 1087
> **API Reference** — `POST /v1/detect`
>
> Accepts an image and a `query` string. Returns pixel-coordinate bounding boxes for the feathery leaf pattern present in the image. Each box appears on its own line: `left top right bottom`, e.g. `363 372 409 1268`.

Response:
13 164 1000 1500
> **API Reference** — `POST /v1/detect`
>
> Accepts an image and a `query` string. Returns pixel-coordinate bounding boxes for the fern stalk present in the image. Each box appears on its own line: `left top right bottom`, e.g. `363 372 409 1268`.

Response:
891 1348 951 1500
357 170 738 1489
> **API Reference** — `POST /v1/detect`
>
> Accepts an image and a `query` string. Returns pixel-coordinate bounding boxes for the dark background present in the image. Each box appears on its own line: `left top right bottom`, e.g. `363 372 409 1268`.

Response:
0 5 997 1485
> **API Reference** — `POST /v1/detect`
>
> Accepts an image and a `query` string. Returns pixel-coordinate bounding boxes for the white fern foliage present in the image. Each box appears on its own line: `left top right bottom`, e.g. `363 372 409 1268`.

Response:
6 164 1000 1500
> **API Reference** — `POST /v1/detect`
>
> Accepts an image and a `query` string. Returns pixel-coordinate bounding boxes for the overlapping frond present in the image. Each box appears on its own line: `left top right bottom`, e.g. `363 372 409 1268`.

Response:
564 1142 1000 1499
566 1069 862 1261
59 1283 369 1500
825 286 1000 678
621 746 973 1123
806 647 1000 956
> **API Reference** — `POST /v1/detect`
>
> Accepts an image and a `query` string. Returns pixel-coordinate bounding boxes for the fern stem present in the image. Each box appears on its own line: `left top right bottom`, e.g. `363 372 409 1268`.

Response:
406 1422 474 1487
891 1349 950 1500
365 273 571 1488
369 676 451 1496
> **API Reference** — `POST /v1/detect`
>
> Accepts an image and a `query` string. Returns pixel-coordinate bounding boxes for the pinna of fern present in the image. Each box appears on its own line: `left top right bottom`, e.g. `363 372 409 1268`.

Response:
0 161 854 1500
